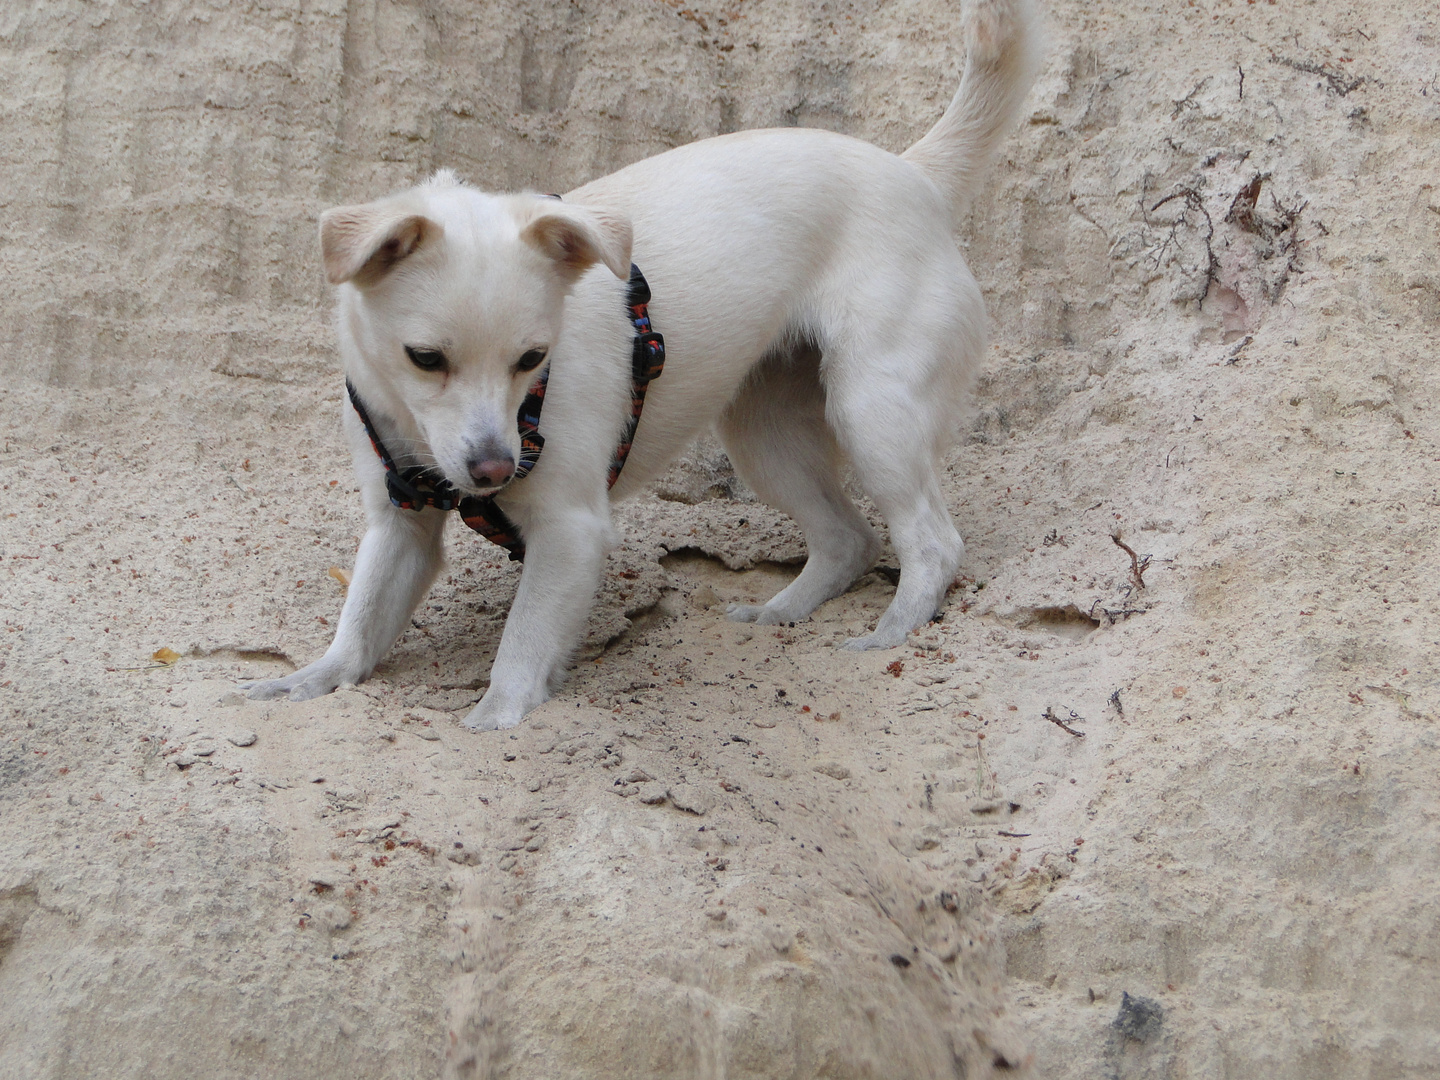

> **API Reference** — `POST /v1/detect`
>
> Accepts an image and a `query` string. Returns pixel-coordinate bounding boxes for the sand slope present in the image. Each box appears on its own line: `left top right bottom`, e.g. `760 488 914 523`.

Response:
1 1 1437 1076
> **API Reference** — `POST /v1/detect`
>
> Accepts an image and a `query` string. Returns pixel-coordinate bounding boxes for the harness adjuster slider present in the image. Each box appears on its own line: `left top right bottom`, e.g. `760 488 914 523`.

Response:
632 331 665 386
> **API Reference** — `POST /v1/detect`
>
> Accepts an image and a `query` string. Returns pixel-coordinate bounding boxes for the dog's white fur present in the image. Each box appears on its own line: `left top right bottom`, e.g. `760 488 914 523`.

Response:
245 0 1039 731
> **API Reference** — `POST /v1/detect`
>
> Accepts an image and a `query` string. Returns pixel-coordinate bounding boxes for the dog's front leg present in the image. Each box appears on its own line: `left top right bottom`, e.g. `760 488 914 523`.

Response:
245 506 446 701
463 504 613 731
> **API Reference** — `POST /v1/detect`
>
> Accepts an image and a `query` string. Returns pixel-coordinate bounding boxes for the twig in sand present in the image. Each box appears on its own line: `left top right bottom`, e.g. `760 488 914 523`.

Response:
1268 52 1371 97
1043 707 1086 738
1225 335 1253 364
1087 598 1146 625
1148 186 1221 302
1170 76 1212 119
1110 527 1149 591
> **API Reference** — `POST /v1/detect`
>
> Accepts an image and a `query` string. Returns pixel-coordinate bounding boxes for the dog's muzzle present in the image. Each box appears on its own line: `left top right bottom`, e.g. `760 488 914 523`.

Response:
466 453 515 490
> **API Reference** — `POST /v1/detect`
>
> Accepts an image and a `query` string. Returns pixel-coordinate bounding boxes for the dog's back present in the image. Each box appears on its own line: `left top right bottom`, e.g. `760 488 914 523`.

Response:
566 126 984 497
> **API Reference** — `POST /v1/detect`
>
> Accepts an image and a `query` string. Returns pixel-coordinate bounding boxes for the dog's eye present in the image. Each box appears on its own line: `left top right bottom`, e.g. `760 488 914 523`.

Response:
516 349 547 373
405 346 448 373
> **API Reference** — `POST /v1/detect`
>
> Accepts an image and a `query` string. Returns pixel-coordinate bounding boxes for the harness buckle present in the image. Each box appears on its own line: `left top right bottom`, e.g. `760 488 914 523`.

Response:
386 469 457 513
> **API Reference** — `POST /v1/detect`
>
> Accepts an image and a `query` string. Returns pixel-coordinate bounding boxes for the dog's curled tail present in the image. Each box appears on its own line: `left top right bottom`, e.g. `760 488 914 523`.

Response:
902 0 1041 224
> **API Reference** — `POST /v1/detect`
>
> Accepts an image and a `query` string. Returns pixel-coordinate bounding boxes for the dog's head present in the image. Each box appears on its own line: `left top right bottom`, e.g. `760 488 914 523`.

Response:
320 171 632 496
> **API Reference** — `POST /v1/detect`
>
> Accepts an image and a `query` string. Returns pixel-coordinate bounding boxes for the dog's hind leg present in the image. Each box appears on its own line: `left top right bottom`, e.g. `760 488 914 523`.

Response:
838 453 962 651
719 341 881 626
819 299 974 650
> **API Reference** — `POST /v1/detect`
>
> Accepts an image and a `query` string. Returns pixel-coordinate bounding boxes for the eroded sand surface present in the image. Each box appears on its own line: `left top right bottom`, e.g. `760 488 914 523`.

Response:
2 1 1438 1077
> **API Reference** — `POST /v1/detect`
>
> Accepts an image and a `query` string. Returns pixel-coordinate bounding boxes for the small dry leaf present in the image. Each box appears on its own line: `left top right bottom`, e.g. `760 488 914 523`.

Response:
151 647 180 665
328 566 352 591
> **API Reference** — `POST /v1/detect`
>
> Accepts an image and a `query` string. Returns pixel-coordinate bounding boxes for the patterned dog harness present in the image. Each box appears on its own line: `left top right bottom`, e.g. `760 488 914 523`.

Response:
345 263 665 562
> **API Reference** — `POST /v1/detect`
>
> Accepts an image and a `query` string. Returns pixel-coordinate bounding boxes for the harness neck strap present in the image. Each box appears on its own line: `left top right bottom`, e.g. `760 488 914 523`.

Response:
346 263 665 562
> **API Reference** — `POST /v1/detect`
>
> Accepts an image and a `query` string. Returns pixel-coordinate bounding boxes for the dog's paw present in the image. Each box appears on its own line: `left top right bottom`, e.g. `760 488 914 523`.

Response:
725 602 767 624
461 684 542 732
461 699 525 732
242 666 348 702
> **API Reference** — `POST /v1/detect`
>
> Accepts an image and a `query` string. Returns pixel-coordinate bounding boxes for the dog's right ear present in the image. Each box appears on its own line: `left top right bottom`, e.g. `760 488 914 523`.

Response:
519 202 633 283
319 204 442 287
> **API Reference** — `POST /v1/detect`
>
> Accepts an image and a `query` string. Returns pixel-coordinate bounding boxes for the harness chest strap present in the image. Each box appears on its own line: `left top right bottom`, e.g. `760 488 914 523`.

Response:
346 263 665 562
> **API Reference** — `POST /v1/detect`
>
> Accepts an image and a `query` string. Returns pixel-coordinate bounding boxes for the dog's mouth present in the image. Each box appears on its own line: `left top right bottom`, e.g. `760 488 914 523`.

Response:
459 478 510 498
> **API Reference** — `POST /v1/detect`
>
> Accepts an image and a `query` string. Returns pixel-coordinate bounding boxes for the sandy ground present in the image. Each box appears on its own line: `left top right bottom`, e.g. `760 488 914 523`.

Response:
2 0 1439 1077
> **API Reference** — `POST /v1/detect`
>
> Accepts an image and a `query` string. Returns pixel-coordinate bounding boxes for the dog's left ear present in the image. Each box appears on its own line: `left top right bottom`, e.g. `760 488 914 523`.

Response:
520 203 633 282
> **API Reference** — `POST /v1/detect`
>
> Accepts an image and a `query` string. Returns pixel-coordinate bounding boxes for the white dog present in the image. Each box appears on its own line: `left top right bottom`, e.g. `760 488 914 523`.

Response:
245 0 1039 730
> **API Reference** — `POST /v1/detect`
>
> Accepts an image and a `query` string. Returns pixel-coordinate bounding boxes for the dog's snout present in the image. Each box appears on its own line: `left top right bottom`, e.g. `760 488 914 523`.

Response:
467 453 515 489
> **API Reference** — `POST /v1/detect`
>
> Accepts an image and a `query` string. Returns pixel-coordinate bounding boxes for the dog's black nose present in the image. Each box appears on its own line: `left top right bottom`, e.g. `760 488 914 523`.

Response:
467 455 515 488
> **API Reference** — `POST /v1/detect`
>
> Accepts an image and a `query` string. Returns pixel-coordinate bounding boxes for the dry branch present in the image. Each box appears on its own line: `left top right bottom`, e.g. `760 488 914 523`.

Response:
1110 527 1149 591
1043 707 1085 738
